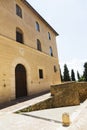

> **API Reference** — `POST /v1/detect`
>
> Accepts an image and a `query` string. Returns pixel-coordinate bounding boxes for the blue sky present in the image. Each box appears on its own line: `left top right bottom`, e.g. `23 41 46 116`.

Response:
27 0 87 76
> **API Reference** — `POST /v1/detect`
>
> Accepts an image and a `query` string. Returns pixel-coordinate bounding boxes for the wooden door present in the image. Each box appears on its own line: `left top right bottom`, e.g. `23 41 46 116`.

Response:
15 64 27 98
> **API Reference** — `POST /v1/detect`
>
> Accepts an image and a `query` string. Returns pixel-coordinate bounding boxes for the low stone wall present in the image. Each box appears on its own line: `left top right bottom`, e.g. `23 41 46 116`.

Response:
52 86 80 107
16 82 87 113
16 98 53 113
16 93 79 113
76 82 87 102
51 82 87 102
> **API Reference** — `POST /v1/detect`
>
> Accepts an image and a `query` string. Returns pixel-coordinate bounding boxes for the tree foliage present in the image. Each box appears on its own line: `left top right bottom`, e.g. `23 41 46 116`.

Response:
63 64 71 81
61 62 87 82
71 69 76 81
77 71 80 81
83 62 87 81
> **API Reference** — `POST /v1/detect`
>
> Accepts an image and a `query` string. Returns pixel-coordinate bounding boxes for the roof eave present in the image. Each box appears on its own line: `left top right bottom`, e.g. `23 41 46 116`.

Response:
21 0 59 36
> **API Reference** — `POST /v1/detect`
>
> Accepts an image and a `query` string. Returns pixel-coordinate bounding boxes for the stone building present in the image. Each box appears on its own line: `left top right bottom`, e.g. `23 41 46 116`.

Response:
0 0 61 103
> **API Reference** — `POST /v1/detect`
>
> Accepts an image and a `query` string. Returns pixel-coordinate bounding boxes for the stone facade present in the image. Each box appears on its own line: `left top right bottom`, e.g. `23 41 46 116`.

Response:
0 0 61 103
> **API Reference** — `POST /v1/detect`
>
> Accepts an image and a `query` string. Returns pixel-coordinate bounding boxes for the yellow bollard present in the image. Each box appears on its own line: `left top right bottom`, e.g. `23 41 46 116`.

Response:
62 112 71 127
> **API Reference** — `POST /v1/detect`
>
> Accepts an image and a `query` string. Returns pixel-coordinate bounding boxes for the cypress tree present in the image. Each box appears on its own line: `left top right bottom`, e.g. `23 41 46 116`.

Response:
71 69 76 81
63 64 71 81
77 71 80 81
83 62 87 81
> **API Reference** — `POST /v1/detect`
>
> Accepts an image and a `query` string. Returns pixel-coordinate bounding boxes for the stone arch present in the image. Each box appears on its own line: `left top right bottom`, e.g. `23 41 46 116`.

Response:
15 64 27 98
11 57 31 100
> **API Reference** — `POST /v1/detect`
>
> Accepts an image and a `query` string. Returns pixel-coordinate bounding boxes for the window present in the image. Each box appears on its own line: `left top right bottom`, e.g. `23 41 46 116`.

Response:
48 32 51 40
54 65 57 72
16 4 22 18
39 69 43 79
36 22 40 32
37 39 42 51
49 46 53 56
16 28 23 43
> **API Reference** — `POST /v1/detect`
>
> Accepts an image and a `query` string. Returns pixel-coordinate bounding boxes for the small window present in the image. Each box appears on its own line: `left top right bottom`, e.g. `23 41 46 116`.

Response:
39 69 43 79
48 32 51 40
49 46 53 56
54 66 57 72
16 4 22 18
36 22 40 32
16 28 23 43
37 39 42 51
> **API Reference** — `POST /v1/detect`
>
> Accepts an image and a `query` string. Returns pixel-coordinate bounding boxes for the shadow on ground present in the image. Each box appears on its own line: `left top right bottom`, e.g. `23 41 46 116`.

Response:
0 90 50 109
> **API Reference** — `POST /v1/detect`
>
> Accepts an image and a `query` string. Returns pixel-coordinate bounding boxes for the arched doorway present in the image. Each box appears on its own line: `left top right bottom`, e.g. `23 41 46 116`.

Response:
15 64 27 98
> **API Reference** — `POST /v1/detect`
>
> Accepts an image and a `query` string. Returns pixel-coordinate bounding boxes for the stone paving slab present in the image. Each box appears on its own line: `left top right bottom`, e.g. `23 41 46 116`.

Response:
25 105 79 125
59 99 87 130
0 93 87 130
0 93 51 113
0 113 59 130
68 99 87 130
0 102 85 130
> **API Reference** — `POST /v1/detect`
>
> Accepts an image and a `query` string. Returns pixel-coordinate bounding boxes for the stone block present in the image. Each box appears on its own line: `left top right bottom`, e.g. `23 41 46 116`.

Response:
52 87 80 107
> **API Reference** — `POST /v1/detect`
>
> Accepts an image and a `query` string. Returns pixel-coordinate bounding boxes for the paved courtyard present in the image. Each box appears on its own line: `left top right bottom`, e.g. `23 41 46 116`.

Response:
0 93 87 130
